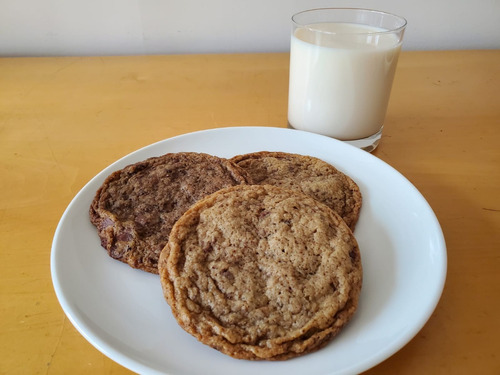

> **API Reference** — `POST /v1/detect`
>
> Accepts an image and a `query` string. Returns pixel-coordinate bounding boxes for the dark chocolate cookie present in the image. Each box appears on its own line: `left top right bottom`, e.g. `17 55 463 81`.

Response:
90 152 250 273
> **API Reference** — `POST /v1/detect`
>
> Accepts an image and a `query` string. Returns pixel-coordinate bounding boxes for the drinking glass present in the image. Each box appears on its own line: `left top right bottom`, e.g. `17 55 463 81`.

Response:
288 8 407 151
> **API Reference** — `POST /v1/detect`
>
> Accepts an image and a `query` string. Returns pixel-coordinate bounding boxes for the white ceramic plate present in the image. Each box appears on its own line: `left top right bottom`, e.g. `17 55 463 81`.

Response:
51 127 447 375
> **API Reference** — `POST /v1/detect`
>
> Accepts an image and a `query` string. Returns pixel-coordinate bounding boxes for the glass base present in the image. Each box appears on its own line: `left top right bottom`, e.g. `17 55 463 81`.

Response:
343 127 383 152
287 124 383 152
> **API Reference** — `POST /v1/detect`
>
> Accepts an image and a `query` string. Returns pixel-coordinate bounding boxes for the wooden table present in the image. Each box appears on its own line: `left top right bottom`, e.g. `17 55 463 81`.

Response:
1 50 499 374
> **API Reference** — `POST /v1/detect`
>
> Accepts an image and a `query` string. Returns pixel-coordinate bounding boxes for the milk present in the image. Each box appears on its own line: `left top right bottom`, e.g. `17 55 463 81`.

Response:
288 23 402 140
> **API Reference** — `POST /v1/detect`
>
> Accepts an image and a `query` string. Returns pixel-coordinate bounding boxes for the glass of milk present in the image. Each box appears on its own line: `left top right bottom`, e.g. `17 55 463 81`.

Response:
288 8 407 151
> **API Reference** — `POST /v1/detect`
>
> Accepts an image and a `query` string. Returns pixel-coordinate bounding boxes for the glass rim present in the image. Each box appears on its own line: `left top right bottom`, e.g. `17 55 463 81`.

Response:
291 8 408 35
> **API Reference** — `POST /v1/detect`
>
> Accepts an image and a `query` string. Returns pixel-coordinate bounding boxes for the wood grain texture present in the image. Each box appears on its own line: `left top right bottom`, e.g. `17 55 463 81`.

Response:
0 50 498 374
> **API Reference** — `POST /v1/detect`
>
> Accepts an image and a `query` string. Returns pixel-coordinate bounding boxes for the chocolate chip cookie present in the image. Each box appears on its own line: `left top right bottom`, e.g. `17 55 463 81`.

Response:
159 184 362 360
231 151 362 230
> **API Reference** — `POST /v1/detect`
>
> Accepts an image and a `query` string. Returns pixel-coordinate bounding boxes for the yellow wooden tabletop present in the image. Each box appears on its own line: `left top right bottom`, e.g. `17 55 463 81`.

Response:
1 50 499 374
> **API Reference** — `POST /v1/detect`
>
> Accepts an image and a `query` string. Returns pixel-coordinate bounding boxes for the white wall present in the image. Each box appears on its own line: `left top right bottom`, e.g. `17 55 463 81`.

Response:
1 0 499 57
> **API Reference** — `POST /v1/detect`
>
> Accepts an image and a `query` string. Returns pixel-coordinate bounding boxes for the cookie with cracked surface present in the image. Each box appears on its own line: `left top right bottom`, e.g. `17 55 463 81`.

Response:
231 151 362 230
159 184 362 360
89 152 250 274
